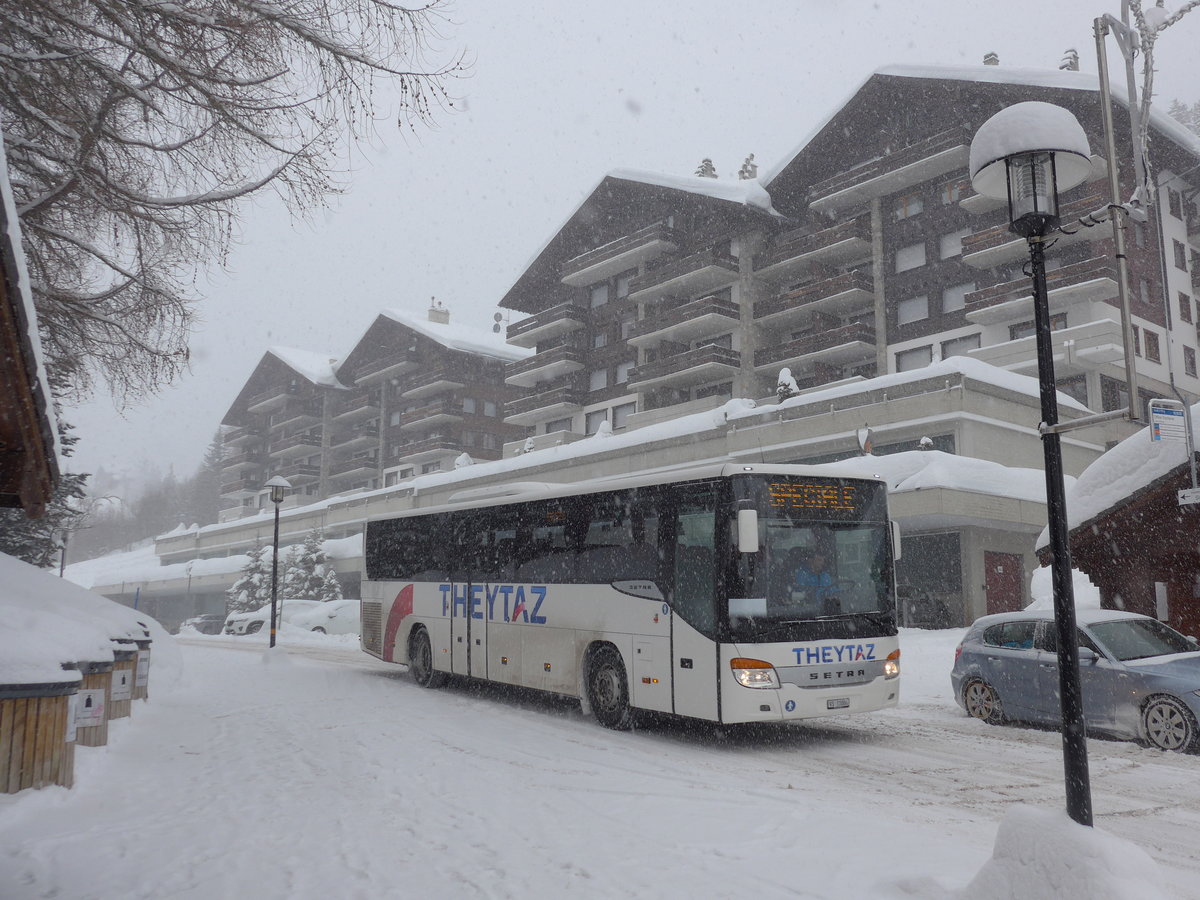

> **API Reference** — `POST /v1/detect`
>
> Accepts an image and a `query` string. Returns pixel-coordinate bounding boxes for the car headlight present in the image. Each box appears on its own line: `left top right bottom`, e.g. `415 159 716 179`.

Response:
884 649 901 679
730 657 780 689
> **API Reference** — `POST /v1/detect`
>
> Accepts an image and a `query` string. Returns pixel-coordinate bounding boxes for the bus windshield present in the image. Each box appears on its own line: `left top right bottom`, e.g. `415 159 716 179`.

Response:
725 475 896 642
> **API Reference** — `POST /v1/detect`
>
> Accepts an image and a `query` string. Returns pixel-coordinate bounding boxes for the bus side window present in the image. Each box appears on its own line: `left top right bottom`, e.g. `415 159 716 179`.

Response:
673 483 717 636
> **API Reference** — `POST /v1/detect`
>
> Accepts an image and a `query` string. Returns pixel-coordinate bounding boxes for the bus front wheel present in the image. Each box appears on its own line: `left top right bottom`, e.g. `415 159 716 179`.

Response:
409 627 446 689
588 646 632 730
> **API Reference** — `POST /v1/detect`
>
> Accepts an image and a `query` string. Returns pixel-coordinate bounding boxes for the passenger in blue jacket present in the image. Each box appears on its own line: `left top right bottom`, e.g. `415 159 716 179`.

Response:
795 551 840 612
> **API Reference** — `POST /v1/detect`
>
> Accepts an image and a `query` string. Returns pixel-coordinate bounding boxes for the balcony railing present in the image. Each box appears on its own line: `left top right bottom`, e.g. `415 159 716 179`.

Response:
329 456 378 478
628 345 741 390
963 257 1118 326
808 128 971 213
628 293 740 348
219 477 261 497
627 247 739 301
962 192 1106 268
753 271 875 327
354 348 422 383
270 400 323 429
506 302 589 349
330 392 380 422
220 449 266 471
246 383 300 413
388 437 460 464
329 424 380 448
505 385 584 425
753 216 872 282
504 344 586 388
399 365 469 400
267 433 322 458
560 221 680 287
223 425 263 445
275 463 320 484
753 321 876 372
397 399 463 432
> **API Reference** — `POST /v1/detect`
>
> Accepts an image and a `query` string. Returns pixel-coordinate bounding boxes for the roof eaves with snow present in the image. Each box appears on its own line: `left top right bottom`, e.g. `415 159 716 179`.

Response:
266 346 349 389
379 308 531 362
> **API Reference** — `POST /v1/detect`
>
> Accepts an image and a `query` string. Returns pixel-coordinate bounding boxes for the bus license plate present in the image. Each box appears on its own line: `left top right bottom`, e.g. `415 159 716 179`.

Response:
827 698 850 710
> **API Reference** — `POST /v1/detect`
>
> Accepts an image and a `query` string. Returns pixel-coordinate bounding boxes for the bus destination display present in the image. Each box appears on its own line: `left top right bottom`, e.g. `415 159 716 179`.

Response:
767 481 860 513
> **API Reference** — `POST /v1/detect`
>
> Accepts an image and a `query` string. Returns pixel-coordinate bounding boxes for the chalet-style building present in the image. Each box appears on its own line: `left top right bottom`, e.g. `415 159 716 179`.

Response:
217 304 527 520
0 132 58 516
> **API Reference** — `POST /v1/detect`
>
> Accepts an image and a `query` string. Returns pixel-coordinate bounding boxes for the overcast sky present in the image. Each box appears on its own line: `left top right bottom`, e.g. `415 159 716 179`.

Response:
65 0 1200 487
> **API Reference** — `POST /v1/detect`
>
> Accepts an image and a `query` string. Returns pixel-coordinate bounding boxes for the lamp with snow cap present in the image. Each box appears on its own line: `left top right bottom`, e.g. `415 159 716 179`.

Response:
264 475 291 648
970 101 1094 829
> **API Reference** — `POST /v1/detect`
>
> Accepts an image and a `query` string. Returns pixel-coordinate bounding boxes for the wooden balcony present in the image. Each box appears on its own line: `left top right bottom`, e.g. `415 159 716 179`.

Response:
808 128 970 214
505 385 584 427
246 383 300 413
627 247 739 302
962 192 1106 269
354 348 422 384
329 423 380 450
396 399 463 433
628 345 741 391
275 463 320 485
267 433 322 459
330 392 380 423
269 400 323 429
223 425 263 445
627 294 740 349
504 344 586 388
219 477 262 498
328 456 378 480
220 449 266 471
753 271 875 331
388 437 460 465
753 322 876 374
753 216 872 283
507 302 589 349
560 221 679 287
963 257 1118 326
399 366 468 400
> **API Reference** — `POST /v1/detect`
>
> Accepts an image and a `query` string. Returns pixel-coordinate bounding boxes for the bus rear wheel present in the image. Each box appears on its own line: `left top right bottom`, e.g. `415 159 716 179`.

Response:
588 646 632 730
409 627 446 688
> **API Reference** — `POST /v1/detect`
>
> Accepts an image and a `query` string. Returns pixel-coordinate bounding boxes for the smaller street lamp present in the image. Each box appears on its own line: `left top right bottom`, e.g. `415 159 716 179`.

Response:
264 475 292 648
970 101 1094 827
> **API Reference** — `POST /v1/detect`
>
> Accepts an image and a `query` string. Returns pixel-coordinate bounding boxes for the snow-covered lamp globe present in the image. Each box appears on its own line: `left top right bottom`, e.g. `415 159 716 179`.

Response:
969 102 1092 238
265 474 291 505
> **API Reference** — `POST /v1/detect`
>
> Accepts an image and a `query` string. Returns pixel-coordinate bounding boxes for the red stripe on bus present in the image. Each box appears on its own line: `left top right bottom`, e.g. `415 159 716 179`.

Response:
383 584 414 662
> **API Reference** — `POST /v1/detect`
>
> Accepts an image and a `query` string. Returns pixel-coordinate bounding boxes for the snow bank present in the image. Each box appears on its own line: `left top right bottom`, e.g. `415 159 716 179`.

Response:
1026 565 1102 611
961 807 1166 900
820 448 1058 503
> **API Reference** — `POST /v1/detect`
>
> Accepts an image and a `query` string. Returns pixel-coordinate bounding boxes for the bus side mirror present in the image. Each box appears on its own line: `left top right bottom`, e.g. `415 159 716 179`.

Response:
737 509 760 554
892 521 902 561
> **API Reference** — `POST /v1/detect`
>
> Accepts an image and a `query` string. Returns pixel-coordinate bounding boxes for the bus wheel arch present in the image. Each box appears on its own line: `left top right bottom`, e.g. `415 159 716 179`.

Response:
408 625 446 689
585 642 633 730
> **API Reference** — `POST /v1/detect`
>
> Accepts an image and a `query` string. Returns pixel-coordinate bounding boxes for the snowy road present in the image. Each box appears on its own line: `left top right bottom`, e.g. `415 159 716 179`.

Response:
1 630 1197 899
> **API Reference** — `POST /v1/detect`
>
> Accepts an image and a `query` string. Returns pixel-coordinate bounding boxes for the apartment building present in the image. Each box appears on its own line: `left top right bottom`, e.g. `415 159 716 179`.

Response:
217 305 527 520
499 64 1200 455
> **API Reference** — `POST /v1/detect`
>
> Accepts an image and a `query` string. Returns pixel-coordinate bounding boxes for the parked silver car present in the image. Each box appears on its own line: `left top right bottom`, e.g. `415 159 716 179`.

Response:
951 609 1200 752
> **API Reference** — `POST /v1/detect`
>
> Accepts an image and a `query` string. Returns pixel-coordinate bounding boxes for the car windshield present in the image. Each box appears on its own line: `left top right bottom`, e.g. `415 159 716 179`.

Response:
1088 619 1196 661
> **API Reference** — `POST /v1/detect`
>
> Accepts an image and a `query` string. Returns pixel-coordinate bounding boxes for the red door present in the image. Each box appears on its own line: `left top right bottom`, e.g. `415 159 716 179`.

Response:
985 552 1024 615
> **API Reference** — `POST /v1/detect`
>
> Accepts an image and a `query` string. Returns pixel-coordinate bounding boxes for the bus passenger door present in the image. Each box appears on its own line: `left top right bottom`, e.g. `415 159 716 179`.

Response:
468 581 488 679
671 486 721 721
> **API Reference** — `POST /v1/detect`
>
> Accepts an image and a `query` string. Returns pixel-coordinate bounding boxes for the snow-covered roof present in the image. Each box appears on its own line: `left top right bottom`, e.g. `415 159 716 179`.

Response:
380 308 531 362
760 62 1200 187
266 346 348 388
1037 399 1200 550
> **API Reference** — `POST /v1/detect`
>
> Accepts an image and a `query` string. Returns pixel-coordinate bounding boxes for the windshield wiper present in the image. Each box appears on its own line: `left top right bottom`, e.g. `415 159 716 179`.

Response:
815 610 892 630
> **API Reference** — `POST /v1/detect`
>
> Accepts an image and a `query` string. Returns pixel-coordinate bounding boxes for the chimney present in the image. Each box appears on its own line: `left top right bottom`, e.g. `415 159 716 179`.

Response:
1059 49 1080 71
983 52 999 66
427 296 449 325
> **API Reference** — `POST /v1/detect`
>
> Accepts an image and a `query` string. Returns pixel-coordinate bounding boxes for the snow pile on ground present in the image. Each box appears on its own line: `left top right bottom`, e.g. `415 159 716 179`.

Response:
1026 565 1102 611
0 552 183 691
961 807 1166 900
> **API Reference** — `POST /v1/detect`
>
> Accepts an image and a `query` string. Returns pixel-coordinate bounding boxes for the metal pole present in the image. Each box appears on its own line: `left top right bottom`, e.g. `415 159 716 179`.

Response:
1095 17 1142 423
1029 235 1093 827
270 503 281 648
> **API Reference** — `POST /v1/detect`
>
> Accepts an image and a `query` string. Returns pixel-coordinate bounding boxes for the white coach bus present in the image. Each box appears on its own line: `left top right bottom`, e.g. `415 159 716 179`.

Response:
360 463 901 729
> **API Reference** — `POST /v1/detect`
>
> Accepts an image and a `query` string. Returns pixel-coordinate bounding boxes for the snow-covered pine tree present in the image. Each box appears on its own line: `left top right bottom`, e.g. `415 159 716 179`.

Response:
226 542 271 613
287 528 331 601
280 546 304 599
317 565 344 604
695 158 718 179
776 367 799 403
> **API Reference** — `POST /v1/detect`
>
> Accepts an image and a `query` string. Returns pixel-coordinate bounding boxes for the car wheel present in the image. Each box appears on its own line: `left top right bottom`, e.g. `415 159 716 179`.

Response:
963 679 1004 725
245 621 263 635
311 627 326 634
408 627 446 688
587 646 633 730
1142 695 1198 752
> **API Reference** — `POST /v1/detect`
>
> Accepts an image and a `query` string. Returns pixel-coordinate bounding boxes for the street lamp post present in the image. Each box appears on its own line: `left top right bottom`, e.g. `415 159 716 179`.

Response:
264 475 291 648
969 102 1096 827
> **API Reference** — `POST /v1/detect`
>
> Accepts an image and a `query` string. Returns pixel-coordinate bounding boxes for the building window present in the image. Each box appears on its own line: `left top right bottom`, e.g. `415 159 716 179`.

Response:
939 229 971 260
1168 188 1183 220
544 416 572 434
592 331 609 349
1186 347 1198 377
1145 329 1161 362
462 397 477 414
939 179 969 205
389 410 402 426
895 243 926 273
1009 313 1067 341
616 271 635 299
941 333 981 359
421 461 442 474
484 400 497 417
942 282 975 313
696 333 733 350
895 346 932 372
384 472 399 487
589 283 610 308
897 295 929 325
620 315 637 339
612 401 636 429
1132 324 1141 356
695 381 732 400
585 409 608 435
1174 240 1189 271
1139 278 1152 305
1134 223 1146 248
588 369 608 392
893 193 924 220
1180 292 1193 325
616 360 635 384
1056 375 1088 405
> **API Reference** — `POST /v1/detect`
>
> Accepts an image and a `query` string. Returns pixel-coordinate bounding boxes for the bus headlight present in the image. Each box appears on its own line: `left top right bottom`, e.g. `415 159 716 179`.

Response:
730 657 780 689
884 649 901 679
